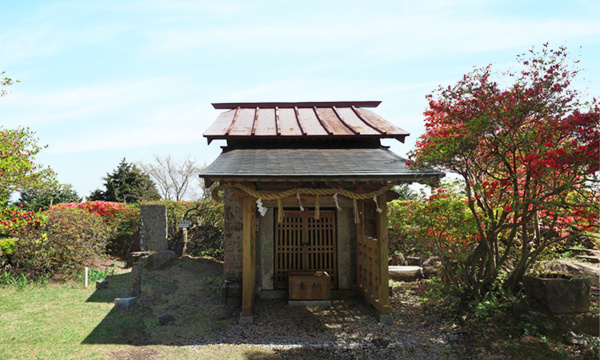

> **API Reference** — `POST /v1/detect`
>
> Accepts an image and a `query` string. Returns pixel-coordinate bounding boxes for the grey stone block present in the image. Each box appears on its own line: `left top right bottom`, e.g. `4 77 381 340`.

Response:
239 314 253 325
140 205 168 251
115 297 137 308
144 250 176 270
376 312 394 325
96 280 108 289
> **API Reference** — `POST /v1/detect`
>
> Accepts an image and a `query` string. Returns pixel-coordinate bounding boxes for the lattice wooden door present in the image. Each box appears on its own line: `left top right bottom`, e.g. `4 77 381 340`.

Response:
274 210 337 289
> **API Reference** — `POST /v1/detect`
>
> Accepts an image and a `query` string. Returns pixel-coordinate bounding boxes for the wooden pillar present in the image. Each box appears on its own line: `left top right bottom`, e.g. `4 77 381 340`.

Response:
241 196 255 317
356 201 364 292
376 192 391 314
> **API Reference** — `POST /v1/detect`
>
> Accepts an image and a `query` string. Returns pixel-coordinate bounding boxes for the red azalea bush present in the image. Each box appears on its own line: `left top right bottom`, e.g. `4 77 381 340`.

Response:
51 201 138 256
408 45 599 298
51 200 126 228
0 206 45 236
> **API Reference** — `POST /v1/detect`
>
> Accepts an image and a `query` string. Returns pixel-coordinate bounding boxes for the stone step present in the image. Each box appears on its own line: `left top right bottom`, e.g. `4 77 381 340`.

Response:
576 255 600 263
389 266 423 282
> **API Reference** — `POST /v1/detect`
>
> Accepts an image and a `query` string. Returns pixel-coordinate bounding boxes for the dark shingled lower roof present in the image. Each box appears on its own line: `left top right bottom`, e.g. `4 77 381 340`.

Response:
198 148 443 181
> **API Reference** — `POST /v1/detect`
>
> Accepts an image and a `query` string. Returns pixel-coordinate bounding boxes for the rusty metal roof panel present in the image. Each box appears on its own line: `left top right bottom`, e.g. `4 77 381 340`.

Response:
204 101 409 142
204 109 236 137
297 107 328 136
334 107 380 135
354 107 409 136
254 108 277 136
228 108 255 136
314 107 354 135
278 108 302 136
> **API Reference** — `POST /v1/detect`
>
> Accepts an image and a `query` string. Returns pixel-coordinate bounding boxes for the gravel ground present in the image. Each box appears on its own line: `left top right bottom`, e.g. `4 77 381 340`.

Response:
186 282 462 359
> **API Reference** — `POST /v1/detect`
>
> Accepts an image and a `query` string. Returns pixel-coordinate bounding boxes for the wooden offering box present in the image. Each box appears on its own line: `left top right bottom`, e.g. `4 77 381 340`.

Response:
288 271 331 300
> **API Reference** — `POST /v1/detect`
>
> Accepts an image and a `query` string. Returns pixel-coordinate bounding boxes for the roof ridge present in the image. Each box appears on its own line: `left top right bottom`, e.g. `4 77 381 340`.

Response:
212 101 381 109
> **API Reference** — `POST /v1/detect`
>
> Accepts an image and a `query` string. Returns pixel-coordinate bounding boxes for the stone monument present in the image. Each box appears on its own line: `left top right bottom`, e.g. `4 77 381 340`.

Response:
140 204 168 251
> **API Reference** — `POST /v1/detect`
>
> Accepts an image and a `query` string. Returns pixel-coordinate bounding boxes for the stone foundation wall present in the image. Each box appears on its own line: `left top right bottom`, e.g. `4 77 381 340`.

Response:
223 188 243 279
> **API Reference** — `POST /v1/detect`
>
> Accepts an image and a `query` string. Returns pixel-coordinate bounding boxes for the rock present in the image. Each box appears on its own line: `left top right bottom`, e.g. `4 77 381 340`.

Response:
115 297 137 308
371 337 390 348
129 259 146 298
96 280 109 289
144 250 176 270
406 256 423 266
515 303 600 337
564 332 587 346
389 266 423 282
524 274 591 314
158 314 176 325
127 250 152 268
388 254 406 266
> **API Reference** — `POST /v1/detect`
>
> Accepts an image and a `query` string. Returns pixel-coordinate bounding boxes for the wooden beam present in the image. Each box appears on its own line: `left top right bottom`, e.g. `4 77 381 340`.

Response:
376 193 391 314
241 196 255 316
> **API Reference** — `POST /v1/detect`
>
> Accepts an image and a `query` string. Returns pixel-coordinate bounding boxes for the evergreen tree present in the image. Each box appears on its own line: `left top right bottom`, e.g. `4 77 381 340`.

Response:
16 184 82 211
88 158 161 203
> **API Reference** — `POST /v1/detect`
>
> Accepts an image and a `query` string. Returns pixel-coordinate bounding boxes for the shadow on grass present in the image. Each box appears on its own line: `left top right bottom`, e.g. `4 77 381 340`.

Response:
82 256 233 346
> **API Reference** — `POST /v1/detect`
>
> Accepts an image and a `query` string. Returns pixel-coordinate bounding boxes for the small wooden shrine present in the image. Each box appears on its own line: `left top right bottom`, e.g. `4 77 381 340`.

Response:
199 101 442 324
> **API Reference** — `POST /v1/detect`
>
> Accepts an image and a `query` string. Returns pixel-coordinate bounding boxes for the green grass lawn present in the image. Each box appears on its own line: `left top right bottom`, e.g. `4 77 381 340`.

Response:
0 258 273 360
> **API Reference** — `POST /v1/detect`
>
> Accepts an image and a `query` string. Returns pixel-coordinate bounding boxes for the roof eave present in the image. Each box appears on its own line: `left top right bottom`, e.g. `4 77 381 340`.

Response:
200 173 444 188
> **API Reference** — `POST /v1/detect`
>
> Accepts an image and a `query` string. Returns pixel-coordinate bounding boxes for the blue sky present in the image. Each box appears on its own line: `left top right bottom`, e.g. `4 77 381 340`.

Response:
1 0 598 199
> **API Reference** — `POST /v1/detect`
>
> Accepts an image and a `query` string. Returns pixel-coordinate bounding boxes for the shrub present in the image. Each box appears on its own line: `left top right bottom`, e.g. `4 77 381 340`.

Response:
0 207 44 237
388 200 423 256
106 205 140 257
52 201 138 257
13 208 111 274
180 200 224 259
0 237 17 267
0 238 16 256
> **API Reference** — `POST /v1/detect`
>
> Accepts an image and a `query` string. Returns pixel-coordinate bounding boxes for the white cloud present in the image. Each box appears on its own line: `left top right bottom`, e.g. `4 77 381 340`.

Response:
147 10 598 63
45 103 214 153
0 77 180 126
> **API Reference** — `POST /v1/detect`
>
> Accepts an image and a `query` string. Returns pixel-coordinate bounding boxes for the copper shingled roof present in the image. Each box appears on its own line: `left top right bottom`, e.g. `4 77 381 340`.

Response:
204 101 409 143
